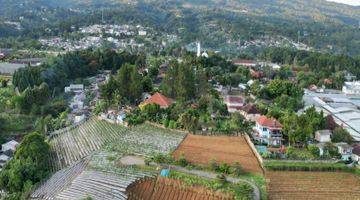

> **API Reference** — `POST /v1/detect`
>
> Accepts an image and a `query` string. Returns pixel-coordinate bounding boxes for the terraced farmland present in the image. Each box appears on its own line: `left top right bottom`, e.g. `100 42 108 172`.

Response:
56 169 155 200
266 171 360 200
173 135 263 174
105 123 187 157
33 119 187 199
49 118 128 170
49 119 186 170
127 177 233 200
31 158 90 200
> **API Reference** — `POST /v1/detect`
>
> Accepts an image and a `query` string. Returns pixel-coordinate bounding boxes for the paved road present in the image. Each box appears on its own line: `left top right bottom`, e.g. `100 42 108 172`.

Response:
153 163 261 200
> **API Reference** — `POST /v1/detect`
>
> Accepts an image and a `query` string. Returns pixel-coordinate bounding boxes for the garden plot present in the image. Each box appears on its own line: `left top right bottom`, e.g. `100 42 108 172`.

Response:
127 177 233 200
30 158 90 200
49 118 128 170
105 123 187 157
266 171 360 200
56 168 156 200
173 135 263 174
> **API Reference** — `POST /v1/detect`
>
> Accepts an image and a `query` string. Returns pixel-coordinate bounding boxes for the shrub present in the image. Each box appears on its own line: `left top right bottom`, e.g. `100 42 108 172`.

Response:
264 161 356 173
210 159 219 171
231 162 245 176
307 145 320 157
176 153 188 167
168 120 177 129
162 119 169 127
285 146 296 158
216 173 227 185
218 162 231 174
149 153 174 164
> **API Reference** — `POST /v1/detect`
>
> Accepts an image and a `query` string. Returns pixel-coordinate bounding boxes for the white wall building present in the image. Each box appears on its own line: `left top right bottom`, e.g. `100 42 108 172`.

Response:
1 140 19 152
138 30 147 36
315 130 331 143
342 81 360 95
335 142 353 161
65 84 84 93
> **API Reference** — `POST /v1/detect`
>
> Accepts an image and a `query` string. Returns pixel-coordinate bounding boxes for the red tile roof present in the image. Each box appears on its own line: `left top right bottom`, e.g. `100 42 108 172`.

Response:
256 115 282 129
233 59 257 65
250 69 263 78
241 104 260 114
143 92 173 108
225 96 244 104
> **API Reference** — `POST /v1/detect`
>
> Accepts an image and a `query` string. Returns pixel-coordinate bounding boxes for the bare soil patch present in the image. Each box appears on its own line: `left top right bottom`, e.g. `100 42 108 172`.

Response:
266 171 360 200
126 177 233 200
173 134 263 174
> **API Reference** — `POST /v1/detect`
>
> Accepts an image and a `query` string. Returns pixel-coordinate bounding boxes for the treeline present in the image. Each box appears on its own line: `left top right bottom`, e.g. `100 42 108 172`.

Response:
11 48 145 127
13 48 144 92
260 48 360 78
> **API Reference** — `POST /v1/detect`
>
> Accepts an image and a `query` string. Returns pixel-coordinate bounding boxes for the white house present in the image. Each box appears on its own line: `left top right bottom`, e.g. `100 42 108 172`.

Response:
316 143 326 156
315 130 331 143
65 84 84 93
342 81 360 95
1 140 19 153
233 59 257 67
224 95 244 113
351 145 360 163
0 154 10 168
254 115 283 146
138 30 147 36
335 142 353 161
117 112 126 124
240 104 261 122
74 114 86 124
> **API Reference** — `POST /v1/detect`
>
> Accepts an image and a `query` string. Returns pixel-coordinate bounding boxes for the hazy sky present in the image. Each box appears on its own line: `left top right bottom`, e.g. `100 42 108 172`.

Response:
327 0 360 6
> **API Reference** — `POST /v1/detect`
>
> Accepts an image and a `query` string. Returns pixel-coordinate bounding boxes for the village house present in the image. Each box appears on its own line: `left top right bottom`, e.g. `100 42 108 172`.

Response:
351 144 360 163
224 95 244 113
74 114 86 124
2 140 19 153
140 92 173 109
315 130 332 143
65 84 84 93
0 140 19 169
335 142 353 161
233 59 257 67
240 104 261 121
70 93 85 111
342 81 360 95
250 69 263 79
254 116 283 146
0 154 10 168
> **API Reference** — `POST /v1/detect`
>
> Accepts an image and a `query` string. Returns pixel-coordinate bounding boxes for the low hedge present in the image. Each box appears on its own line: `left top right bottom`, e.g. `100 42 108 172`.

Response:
264 161 357 173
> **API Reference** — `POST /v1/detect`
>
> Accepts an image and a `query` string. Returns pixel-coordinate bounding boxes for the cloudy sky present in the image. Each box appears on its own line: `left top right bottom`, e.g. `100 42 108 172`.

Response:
327 0 360 6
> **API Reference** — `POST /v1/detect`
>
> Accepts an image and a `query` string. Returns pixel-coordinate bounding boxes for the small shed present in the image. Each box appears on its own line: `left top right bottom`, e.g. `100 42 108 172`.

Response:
1 140 19 152
351 145 360 162
335 142 353 161
315 130 331 143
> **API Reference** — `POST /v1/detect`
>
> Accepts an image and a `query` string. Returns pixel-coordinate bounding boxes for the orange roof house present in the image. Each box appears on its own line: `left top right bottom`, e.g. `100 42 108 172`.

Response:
141 92 173 108
255 115 283 146
256 115 283 130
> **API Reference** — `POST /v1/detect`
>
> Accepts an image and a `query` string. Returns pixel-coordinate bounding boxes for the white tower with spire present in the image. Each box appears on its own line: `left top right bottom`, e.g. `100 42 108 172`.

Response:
196 41 201 57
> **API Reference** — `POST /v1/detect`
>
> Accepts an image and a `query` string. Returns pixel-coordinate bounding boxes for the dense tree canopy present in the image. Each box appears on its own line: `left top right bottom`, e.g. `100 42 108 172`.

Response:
0 132 51 197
